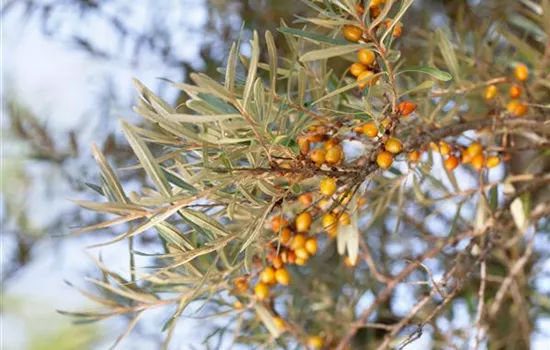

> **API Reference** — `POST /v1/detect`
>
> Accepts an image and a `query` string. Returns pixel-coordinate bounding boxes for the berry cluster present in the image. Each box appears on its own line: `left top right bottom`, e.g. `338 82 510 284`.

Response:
228 2 533 346
484 63 530 117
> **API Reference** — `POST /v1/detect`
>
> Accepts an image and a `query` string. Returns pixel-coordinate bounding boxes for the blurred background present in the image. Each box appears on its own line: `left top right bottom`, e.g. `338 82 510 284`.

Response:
1 0 548 349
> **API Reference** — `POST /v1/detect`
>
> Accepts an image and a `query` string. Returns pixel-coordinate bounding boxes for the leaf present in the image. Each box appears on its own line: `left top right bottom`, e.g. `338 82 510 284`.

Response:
400 80 435 96
312 72 385 105
511 197 528 232
180 208 231 237
240 202 276 253
383 0 414 41
225 42 238 93
265 30 277 123
91 144 127 203
121 121 171 197
162 169 197 193
169 113 241 123
399 66 453 81
498 25 542 64
277 27 349 45
255 304 282 338
86 203 185 248
436 29 460 82
299 44 368 62
190 73 235 102
243 31 260 107
543 0 550 38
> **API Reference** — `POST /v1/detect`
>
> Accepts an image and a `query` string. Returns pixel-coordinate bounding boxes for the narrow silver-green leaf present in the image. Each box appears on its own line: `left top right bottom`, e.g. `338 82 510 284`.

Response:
225 42 238 93
169 113 241 123
243 31 260 106
300 44 367 62
398 66 453 81
436 29 460 82
121 120 171 197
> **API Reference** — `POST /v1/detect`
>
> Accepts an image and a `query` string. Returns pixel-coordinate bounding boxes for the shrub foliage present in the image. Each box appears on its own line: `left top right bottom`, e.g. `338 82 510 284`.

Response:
66 0 550 349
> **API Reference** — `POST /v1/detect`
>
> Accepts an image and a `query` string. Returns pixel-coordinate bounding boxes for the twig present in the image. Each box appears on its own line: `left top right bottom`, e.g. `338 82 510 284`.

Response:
488 236 535 318
473 260 486 350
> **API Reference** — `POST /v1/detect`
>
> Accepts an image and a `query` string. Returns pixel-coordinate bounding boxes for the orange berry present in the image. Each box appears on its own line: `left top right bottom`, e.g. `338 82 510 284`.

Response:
353 123 365 133
507 100 528 117
295 247 309 260
393 23 402 37
310 148 326 165
279 228 292 245
295 257 307 266
509 84 522 99
357 70 377 89
517 103 528 116
254 282 270 300
235 277 249 293
369 6 382 18
377 151 393 169
322 213 338 231
325 145 344 165
358 197 367 207
343 25 363 41
381 118 391 129
260 267 276 285
486 156 500 169
296 212 313 232
339 212 351 226
308 336 324 349
408 150 420 162
430 141 439 152
233 300 244 309
467 142 483 158
444 155 459 172
461 151 473 164
271 215 288 232
439 141 451 156
472 154 485 171
306 134 324 143
272 256 284 269
514 63 529 81
362 122 379 138
338 191 352 206
357 4 365 14
484 85 498 100
397 100 417 116
282 250 296 264
297 137 310 155
317 198 329 209
358 49 376 66
290 233 306 250
385 137 403 154
275 267 290 285
320 178 337 197
350 62 367 77
324 138 340 150
273 316 285 329
369 0 383 7
298 193 313 207
305 238 318 255
370 6 381 18
327 225 339 238
344 256 357 268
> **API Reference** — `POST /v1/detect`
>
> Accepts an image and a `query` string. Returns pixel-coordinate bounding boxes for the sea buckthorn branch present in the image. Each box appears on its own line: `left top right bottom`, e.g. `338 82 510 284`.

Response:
430 76 508 96
375 240 495 350
336 167 549 349
353 9 399 112
403 117 548 151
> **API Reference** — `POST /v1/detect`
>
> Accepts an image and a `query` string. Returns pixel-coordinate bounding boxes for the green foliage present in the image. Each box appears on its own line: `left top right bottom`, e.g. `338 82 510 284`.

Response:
64 0 550 349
